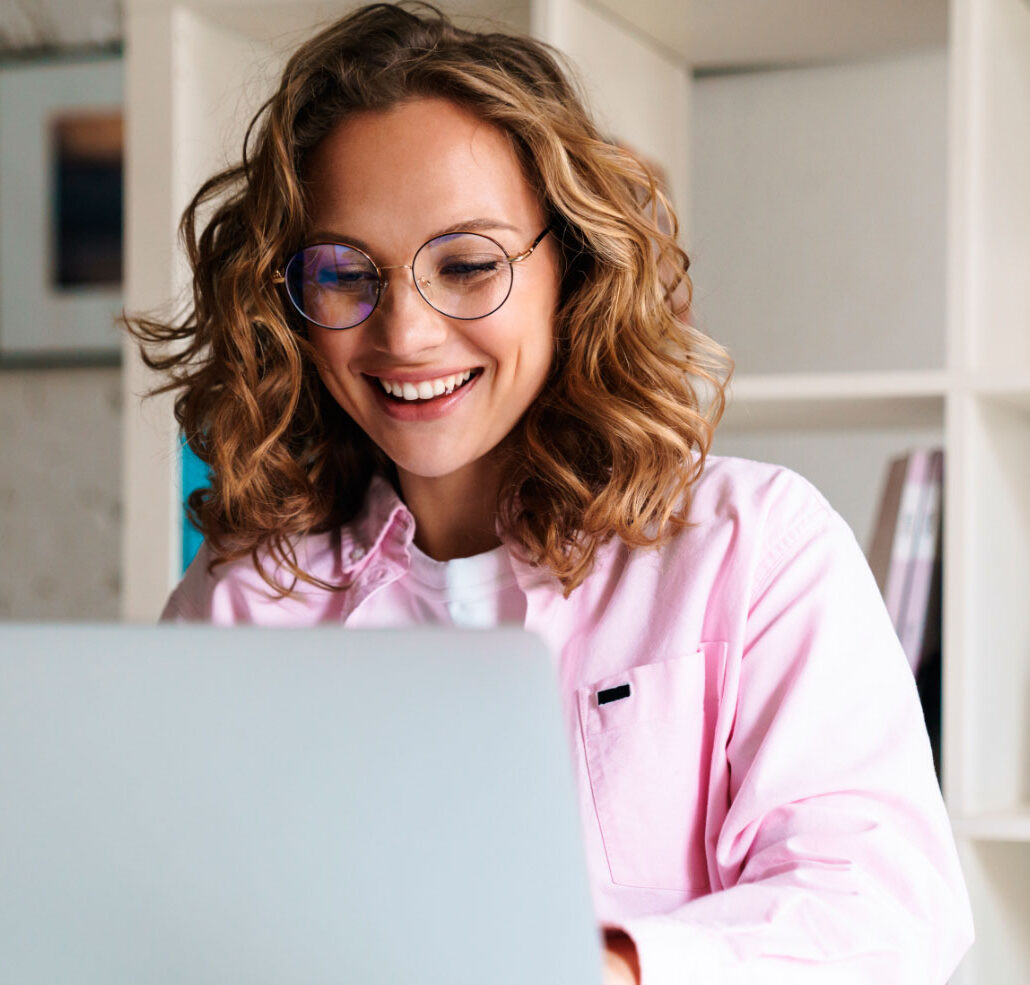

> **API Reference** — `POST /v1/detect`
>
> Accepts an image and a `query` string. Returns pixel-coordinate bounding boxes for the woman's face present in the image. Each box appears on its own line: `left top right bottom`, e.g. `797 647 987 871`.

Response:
301 97 560 486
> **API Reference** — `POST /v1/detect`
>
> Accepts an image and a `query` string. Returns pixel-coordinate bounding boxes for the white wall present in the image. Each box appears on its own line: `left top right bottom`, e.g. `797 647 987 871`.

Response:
0 367 121 619
0 0 122 621
689 48 948 375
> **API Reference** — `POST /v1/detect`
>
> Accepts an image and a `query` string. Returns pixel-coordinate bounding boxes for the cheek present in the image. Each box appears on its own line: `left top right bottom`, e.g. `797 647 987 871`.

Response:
521 311 557 387
310 332 361 404
477 314 553 391
489 282 558 382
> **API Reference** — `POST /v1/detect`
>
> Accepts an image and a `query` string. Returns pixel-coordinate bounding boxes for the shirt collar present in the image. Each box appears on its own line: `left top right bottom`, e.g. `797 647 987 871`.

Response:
341 474 563 595
339 474 415 575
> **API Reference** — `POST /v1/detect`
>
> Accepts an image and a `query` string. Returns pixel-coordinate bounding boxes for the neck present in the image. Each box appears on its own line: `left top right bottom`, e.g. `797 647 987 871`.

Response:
397 459 504 561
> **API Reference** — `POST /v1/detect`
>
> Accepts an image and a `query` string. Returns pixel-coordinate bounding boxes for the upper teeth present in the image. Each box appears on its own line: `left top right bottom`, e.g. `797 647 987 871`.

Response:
378 369 474 400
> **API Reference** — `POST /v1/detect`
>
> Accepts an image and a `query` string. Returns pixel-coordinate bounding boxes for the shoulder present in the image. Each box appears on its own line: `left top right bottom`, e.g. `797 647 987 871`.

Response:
159 474 411 625
159 528 345 625
615 452 845 591
687 452 836 542
691 452 831 515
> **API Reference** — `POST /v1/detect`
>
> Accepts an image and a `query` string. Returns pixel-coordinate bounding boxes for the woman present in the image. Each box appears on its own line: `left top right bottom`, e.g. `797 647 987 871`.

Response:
129 3 974 982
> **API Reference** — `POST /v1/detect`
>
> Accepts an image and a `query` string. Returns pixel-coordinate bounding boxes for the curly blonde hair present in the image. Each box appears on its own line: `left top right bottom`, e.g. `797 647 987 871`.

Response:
124 0 734 598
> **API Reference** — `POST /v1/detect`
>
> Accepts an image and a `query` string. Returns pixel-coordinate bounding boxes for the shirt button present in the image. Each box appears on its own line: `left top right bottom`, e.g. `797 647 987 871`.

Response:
349 546 366 562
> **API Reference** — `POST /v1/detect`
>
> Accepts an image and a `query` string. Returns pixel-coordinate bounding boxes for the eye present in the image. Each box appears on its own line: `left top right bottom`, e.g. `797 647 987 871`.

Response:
316 266 376 290
438 257 503 282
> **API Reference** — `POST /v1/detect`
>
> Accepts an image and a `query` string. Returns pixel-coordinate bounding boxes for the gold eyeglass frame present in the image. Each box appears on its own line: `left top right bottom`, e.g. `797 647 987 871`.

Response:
271 226 551 330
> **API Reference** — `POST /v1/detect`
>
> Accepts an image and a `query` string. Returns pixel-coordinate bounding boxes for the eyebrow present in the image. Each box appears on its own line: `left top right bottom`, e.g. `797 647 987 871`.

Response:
306 218 524 252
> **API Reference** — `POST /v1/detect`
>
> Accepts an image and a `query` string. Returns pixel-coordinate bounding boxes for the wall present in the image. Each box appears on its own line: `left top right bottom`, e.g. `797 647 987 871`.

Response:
0 367 121 619
0 0 122 620
689 47 948 376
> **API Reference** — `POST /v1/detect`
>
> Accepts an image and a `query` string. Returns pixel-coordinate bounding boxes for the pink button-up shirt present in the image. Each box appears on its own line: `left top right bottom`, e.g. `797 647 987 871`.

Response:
162 454 975 984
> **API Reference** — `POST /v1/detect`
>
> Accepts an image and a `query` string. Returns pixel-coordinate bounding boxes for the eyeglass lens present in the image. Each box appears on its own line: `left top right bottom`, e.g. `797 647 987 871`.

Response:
284 232 515 329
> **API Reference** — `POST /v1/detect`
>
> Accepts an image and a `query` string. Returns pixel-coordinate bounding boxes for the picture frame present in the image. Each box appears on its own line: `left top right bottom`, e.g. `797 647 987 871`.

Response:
0 52 123 365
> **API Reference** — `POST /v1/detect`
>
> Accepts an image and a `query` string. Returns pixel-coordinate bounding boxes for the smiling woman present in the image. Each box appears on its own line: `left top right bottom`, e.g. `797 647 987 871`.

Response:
123 3 974 984
124 0 724 593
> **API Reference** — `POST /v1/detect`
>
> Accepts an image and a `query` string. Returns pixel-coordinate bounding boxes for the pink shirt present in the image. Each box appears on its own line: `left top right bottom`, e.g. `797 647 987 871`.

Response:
162 454 975 983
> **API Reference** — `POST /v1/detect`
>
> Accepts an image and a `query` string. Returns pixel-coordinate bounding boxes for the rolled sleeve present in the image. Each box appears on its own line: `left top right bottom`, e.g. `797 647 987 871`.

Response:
617 499 974 984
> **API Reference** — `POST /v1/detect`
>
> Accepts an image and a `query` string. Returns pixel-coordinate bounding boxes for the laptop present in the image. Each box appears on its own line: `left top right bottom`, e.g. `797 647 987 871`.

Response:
0 624 604 985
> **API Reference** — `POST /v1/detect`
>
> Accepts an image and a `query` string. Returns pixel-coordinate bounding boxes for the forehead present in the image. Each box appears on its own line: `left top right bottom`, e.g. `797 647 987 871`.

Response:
303 97 543 247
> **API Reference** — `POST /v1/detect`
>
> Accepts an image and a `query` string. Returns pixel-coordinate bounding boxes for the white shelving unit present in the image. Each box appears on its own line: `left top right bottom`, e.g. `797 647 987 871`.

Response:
122 0 1030 980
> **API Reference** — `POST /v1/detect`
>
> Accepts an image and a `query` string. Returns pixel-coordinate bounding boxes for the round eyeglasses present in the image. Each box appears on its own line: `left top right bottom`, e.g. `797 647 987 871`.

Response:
273 227 551 330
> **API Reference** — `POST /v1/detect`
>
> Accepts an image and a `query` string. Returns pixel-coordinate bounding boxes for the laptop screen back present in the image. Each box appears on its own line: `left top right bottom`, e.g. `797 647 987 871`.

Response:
0 625 603 985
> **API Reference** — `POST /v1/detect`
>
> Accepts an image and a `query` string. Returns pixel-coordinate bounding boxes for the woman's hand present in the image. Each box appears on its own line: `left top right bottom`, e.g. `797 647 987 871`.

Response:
603 930 641 984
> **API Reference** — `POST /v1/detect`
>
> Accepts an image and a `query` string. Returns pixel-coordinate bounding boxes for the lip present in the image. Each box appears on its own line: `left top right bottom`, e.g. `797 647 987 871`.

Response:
365 368 483 422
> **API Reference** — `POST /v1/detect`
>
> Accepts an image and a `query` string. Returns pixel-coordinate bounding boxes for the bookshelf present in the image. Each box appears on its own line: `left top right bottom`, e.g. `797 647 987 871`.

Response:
121 0 1029 981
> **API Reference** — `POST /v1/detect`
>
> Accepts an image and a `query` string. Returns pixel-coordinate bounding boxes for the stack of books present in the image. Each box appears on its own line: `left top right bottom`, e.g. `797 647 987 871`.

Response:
866 447 944 782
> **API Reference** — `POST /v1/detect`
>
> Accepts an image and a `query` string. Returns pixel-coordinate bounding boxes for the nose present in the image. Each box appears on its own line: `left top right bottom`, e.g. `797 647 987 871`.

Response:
366 266 448 358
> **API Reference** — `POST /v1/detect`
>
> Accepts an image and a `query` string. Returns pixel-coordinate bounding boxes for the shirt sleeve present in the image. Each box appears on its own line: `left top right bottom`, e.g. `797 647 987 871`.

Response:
158 542 211 623
613 495 975 984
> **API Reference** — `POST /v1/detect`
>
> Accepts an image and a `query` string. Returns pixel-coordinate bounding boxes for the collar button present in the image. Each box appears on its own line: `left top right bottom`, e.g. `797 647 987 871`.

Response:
349 546 366 563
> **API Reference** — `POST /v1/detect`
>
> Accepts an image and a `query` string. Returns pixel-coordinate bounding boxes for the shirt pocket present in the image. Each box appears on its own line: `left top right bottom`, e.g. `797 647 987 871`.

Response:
576 641 727 892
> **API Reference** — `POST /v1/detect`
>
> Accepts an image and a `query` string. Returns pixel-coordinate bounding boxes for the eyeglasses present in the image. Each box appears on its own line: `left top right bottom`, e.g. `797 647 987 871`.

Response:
273 227 550 330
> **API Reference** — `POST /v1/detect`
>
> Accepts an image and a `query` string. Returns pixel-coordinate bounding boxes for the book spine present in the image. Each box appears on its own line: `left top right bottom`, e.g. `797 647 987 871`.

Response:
898 449 944 674
867 454 908 596
883 449 930 635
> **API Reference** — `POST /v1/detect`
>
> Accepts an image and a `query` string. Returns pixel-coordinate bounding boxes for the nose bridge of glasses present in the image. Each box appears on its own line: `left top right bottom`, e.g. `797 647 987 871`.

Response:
376 262 433 295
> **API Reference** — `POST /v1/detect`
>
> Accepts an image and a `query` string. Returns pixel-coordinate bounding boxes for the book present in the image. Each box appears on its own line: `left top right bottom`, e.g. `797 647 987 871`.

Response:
866 448 945 675
867 454 907 598
877 450 932 633
897 449 944 675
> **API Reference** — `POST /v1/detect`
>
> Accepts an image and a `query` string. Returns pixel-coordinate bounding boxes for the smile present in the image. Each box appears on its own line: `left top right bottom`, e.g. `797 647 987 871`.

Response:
375 369 480 402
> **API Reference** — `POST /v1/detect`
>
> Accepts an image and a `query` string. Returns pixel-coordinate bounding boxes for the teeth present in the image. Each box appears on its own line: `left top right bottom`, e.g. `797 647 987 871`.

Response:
377 369 475 401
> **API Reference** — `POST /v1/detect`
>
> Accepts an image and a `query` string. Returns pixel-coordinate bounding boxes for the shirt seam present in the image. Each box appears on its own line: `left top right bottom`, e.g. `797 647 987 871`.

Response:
750 497 835 601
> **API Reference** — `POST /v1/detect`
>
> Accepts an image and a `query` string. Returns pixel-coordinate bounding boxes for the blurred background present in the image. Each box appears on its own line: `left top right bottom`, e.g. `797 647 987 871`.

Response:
0 5 1028 979
0 0 957 622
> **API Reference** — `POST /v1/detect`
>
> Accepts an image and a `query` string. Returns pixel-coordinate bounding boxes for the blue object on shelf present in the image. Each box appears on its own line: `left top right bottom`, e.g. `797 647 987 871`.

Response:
181 437 209 574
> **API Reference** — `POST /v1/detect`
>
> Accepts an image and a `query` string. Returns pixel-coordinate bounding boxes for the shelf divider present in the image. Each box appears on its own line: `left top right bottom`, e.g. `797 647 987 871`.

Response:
715 369 950 430
953 808 1030 843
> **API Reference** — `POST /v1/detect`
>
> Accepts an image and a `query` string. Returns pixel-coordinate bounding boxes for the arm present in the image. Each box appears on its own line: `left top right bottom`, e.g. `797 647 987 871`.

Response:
612 503 974 984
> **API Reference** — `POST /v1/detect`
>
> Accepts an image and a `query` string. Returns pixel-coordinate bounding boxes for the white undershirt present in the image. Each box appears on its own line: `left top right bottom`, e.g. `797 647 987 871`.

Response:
355 540 527 628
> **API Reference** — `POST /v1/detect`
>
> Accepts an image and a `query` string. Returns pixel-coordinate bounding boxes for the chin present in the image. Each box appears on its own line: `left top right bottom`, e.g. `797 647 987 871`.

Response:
383 449 480 482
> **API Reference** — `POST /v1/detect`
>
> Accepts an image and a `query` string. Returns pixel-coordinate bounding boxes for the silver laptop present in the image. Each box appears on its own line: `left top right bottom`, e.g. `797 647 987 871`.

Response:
0 625 603 985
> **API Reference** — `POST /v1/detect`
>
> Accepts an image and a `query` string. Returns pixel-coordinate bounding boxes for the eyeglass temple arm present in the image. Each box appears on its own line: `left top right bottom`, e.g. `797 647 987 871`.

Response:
507 226 551 263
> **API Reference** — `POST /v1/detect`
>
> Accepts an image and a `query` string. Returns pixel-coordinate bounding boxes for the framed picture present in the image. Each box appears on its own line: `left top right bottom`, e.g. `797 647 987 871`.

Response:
0 53 123 364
